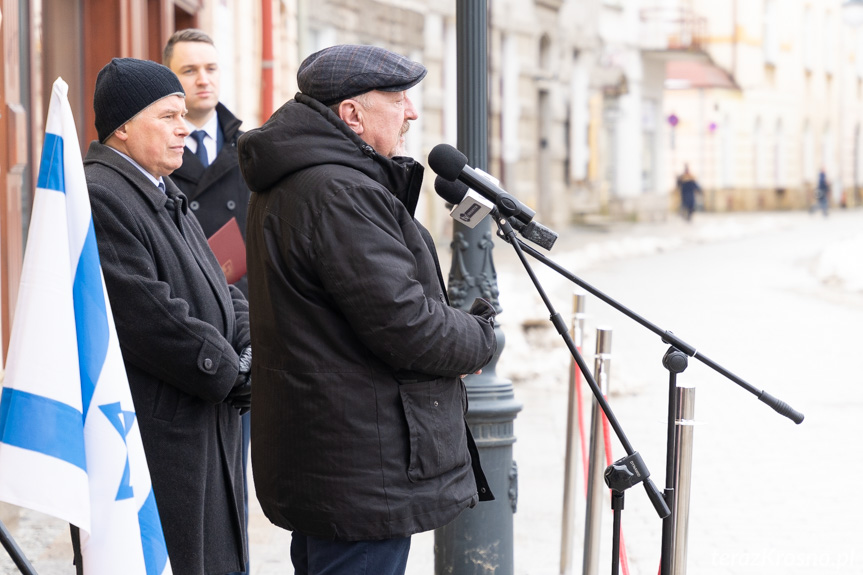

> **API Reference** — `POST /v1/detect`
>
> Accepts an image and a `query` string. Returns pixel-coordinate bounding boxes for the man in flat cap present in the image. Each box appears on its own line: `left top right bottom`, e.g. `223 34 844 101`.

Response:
239 44 497 574
82 57 252 575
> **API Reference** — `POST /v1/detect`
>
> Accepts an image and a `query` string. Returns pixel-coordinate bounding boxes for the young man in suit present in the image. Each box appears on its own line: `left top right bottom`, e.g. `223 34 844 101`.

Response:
164 30 253 575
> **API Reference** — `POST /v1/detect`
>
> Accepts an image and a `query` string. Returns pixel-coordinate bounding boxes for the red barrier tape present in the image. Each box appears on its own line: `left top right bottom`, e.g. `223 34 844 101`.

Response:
574 355 589 493
573 354 631 575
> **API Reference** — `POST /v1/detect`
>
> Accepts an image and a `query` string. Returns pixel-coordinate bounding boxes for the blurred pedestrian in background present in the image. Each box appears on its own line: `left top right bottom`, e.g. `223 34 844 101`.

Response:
164 30 253 575
812 168 830 216
238 44 497 575
81 57 252 575
677 163 701 221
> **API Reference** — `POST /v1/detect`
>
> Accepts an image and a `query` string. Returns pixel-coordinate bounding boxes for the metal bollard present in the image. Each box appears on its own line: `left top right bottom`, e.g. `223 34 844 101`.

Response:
582 328 612 575
671 385 696 575
560 291 587 575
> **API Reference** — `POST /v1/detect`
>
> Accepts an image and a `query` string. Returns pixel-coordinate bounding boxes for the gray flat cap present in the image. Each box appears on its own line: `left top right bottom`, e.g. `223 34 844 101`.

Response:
297 44 427 106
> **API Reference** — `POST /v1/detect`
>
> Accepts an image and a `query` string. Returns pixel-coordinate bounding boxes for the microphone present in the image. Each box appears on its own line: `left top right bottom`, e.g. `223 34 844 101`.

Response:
434 176 558 251
428 143 537 227
434 176 495 228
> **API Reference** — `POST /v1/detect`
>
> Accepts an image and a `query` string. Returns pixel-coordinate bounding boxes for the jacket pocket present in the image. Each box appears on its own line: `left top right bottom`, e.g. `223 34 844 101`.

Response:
152 380 180 422
399 378 469 482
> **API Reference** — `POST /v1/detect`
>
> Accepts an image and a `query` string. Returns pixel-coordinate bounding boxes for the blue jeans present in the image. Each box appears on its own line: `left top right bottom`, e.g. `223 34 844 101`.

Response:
290 532 411 575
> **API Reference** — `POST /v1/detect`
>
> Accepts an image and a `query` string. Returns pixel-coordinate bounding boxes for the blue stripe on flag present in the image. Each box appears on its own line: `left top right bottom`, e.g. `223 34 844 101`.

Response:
0 388 86 470
36 133 65 193
138 489 169 575
74 219 109 418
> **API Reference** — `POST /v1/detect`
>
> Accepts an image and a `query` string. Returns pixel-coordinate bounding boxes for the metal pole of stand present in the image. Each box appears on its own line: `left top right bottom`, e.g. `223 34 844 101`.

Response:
0 518 38 575
560 291 587 575
671 385 696 575
582 327 612 575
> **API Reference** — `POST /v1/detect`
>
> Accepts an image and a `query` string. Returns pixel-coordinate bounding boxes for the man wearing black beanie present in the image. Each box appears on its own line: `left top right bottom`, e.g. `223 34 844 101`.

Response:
81 57 252 575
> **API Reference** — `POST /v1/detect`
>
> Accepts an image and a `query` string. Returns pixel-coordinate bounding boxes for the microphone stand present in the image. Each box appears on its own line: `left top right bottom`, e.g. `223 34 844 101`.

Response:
498 223 805 424
491 215 671 575
490 211 804 575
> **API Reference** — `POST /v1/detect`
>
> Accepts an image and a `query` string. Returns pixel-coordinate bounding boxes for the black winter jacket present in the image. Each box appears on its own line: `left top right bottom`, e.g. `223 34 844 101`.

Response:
171 103 251 297
238 94 497 541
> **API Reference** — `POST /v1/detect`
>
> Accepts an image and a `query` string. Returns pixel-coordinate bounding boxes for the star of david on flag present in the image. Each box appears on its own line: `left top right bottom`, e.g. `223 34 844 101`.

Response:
0 77 171 575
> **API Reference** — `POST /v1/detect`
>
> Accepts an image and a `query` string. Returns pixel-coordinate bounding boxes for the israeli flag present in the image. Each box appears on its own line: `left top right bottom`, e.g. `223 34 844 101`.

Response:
0 78 171 575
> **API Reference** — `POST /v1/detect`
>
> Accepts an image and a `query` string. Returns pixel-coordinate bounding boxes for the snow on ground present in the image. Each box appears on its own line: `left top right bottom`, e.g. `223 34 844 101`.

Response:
814 233 863 291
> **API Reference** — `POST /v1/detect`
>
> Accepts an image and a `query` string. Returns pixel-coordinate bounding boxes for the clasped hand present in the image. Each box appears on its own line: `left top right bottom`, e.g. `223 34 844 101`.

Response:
226 346 252 415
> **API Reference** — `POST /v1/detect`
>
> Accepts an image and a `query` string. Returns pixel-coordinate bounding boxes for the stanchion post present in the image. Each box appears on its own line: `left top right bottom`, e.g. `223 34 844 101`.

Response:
671 385 696 575
560 291 587 575
582 327 612 575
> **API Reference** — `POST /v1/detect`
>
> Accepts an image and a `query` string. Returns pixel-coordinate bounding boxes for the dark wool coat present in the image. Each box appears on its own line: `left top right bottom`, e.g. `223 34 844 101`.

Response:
238 94 497 541
84 142 250 575
170 103 251 297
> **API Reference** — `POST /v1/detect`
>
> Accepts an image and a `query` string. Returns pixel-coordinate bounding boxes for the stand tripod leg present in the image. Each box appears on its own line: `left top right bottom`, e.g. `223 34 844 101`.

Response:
611 490 624 575
0 518 38 575
660 347 688 575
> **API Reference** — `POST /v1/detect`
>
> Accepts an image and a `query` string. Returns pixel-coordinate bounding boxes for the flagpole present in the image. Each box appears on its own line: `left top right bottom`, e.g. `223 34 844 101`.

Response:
0 518 38 575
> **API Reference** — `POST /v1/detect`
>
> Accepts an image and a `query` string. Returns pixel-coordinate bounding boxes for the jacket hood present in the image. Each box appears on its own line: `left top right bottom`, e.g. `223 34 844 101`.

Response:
238 93 423 214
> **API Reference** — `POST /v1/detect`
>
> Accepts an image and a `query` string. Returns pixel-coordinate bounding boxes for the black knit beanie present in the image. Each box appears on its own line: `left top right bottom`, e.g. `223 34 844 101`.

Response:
94 58 185 142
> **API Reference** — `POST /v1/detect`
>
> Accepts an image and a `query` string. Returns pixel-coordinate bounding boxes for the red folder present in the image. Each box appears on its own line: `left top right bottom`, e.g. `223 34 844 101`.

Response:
207 217 246 284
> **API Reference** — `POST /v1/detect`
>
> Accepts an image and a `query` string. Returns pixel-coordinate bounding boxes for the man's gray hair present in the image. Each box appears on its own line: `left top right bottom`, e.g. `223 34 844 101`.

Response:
329 92 374 116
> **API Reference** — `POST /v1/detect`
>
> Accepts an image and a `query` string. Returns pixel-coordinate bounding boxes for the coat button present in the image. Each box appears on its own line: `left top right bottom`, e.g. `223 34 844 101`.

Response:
203 358 213 370
190 201 200 210
226 200 236 210
433 400 439 407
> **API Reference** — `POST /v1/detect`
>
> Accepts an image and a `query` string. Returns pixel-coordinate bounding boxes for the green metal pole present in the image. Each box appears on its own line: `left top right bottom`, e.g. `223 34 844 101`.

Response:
434 1 522 573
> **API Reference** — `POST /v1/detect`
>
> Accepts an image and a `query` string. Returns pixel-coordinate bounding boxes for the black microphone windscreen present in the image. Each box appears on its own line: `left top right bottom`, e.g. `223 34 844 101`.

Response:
434 176 469 204
428 144 468 181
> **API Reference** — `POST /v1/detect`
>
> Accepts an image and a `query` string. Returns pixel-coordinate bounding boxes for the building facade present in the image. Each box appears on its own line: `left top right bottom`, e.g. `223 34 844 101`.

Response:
664 0 863 211
2 0 860 364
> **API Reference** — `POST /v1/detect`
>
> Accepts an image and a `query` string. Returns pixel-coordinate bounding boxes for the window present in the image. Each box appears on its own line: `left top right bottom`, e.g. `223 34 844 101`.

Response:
569 52 590 181
502 33 521 164
754 117 766 188
803 120 815 184
824 11 836 75
803 6 815 72
822 123 834 184
856 30 863 78
774 119 785 188
764 0 779 66
720 113 735 188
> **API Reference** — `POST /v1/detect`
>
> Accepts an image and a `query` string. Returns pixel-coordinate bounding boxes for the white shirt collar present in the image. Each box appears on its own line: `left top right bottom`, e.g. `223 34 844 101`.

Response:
107 146 165 191
185 113 219 142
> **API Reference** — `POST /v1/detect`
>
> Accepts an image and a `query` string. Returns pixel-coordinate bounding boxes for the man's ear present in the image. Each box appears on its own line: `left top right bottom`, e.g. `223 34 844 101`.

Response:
112 124 130 142
338 100 364 136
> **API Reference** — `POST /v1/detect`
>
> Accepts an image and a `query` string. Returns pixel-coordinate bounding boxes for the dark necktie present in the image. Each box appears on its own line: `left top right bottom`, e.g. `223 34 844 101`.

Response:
191 130 209 167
